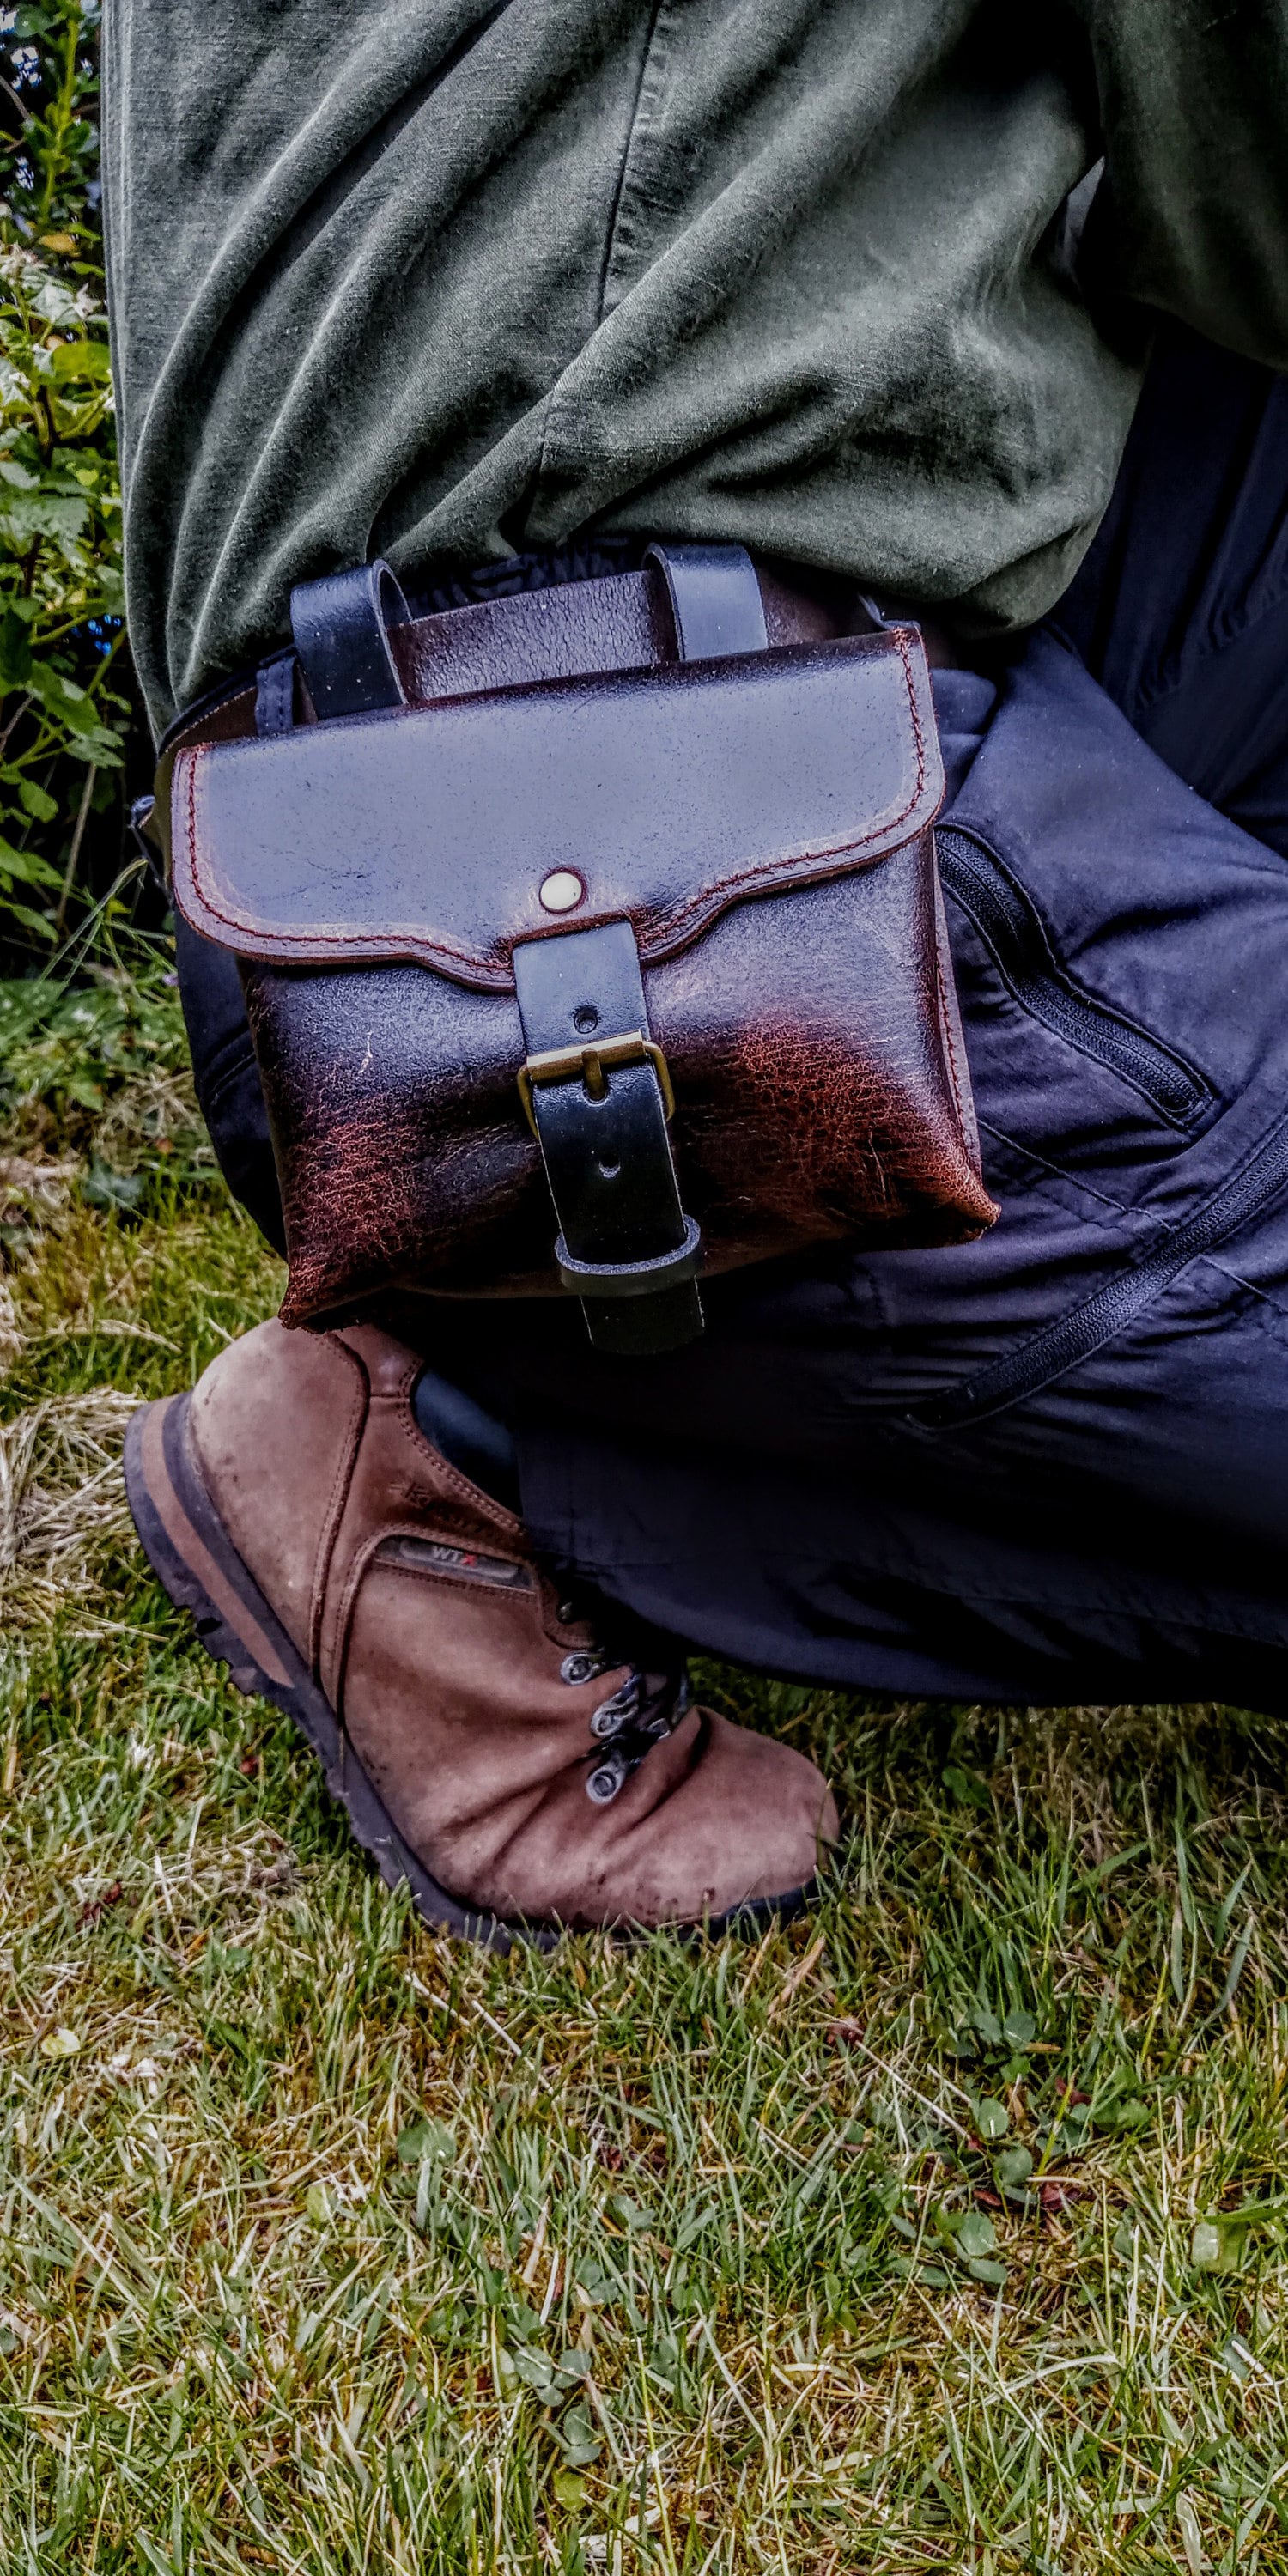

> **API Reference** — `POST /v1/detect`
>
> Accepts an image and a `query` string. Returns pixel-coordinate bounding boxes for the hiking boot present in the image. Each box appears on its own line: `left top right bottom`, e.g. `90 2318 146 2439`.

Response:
124 1319 838 1942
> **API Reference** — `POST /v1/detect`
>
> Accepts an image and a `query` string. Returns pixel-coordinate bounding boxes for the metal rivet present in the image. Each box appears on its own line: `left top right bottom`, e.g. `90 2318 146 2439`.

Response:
539 870 584 913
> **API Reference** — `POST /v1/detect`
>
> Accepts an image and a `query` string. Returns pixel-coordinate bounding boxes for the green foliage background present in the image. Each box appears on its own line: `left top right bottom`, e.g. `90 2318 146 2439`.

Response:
0 0 132 967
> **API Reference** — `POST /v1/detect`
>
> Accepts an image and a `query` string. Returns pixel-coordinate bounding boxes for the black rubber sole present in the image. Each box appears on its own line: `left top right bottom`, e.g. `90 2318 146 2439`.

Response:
123 1393 818 1951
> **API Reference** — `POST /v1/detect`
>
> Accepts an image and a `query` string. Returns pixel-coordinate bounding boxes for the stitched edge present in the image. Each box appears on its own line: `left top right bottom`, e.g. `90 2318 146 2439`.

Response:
176 632 938 990
325 1355 526 1719
935 943 969 1139
307 1334 370 1684
930 852 979 1170
317 1339 422 1710
638 631 927 945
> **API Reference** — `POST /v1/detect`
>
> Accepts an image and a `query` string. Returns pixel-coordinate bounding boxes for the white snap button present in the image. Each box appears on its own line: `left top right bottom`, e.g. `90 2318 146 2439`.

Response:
538 870 584 914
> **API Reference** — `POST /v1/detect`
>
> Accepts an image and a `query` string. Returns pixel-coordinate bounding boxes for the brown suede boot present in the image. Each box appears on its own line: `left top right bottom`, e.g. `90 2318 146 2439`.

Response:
124 1320 838 1941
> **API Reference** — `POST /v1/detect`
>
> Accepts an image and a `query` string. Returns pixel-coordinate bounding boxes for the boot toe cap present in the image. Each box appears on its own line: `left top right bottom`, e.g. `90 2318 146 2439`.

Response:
577 1709 839 1930
674 1710 839 1920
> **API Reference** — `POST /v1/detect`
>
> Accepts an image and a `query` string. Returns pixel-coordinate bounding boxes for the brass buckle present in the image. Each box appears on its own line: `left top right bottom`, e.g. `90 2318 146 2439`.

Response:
517 1029 676 1139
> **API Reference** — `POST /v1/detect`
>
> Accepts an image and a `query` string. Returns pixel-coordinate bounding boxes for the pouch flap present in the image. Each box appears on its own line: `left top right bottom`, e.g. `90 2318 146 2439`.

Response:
171 626 940 993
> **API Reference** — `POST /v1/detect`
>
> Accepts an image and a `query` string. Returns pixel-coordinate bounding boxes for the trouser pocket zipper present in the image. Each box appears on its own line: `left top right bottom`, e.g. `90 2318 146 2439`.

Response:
911 1112 1288 1431
938 825 1212 1129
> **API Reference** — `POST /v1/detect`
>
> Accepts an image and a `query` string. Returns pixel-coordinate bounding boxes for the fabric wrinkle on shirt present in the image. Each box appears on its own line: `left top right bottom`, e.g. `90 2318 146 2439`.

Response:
103 0 1288 736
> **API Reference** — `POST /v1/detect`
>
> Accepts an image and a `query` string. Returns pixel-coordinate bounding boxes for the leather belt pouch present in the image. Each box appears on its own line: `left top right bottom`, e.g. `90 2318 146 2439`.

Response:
162 548 997 1353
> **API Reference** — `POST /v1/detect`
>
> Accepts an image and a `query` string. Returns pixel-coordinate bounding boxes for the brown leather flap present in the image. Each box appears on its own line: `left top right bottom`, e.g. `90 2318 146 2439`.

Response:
170 626 941 993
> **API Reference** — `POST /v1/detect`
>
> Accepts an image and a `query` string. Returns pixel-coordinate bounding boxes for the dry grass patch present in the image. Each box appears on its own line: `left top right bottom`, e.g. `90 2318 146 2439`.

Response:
0 1382 137 1627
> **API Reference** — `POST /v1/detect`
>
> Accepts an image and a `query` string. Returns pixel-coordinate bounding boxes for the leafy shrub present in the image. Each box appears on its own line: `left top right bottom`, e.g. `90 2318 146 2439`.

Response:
0 0 136 964
0 9 189 1228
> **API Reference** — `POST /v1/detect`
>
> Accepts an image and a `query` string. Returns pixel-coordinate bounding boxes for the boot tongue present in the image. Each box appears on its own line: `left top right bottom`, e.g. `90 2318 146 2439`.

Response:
636 1668 691 1738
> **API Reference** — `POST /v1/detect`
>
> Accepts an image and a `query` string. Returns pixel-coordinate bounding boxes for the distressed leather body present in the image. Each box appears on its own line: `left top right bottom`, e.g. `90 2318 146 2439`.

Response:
167 586 995 1327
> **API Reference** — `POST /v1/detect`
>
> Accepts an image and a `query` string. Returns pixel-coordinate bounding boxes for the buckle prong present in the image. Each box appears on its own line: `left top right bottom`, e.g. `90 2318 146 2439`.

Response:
517 1029 676 1139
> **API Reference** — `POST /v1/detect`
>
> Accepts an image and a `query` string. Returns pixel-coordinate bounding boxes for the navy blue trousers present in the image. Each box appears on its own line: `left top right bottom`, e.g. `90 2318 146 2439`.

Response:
182 326 1288 1709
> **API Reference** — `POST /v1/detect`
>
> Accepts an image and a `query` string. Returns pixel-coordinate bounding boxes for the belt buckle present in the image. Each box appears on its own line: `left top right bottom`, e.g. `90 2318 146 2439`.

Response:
516 1029 676 1139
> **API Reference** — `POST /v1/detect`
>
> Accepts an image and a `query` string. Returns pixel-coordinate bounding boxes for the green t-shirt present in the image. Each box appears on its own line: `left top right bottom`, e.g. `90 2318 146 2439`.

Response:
102 0 1288 735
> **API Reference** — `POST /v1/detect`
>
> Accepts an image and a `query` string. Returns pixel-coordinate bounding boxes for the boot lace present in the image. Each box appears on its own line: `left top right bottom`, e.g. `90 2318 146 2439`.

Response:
559 1648 691 1804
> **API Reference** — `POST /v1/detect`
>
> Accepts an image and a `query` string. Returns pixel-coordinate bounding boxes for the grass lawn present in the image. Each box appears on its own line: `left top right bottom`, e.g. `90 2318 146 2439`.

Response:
4 969 1288 2574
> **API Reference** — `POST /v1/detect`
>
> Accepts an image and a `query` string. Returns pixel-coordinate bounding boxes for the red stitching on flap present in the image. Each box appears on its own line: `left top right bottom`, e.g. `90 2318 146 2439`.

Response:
640 626 928 947
178 632 936 986
180 746 498 983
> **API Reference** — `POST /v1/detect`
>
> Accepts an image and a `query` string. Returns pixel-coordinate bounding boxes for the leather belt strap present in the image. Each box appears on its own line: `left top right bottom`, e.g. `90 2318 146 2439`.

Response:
289 561 411 715
512 920 702 1353
644 540 769 659
289 562 408 721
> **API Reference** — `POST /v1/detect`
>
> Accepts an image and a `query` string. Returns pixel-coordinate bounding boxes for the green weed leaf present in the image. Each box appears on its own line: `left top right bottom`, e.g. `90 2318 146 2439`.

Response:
954 2212 998 2262
972 2097 1010 2142
996 2145 1034 2192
